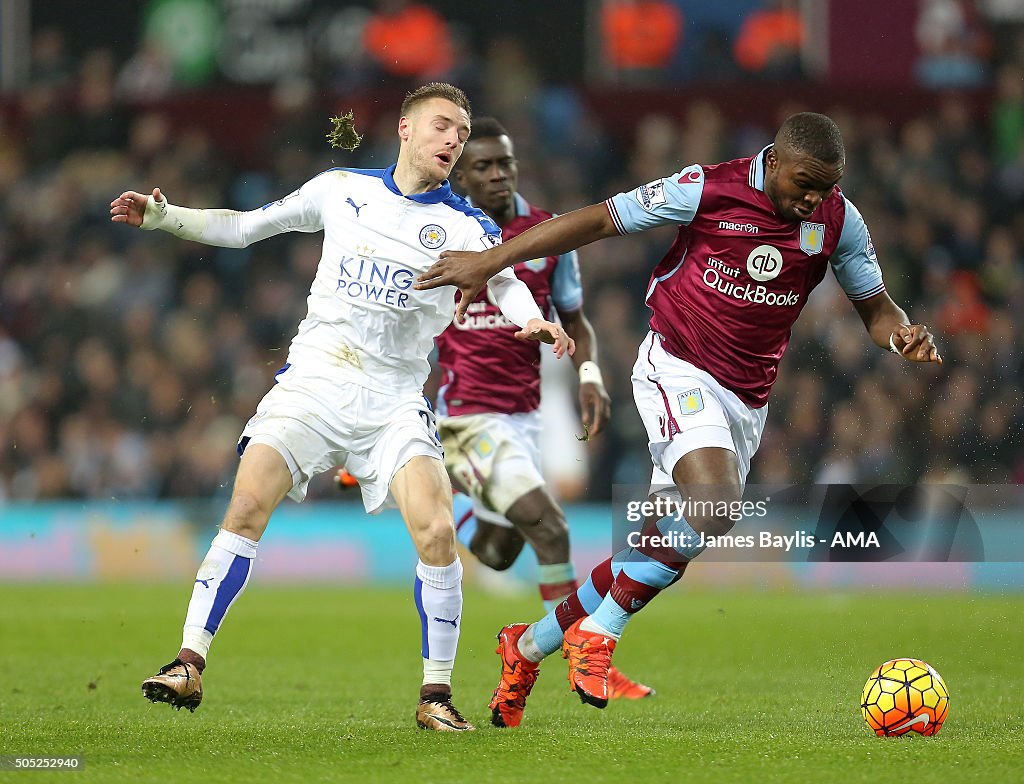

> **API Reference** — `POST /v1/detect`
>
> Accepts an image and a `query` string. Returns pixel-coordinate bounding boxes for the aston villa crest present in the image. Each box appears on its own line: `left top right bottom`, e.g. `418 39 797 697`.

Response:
678 388 704 415
524 258 548 272
799 221 825 255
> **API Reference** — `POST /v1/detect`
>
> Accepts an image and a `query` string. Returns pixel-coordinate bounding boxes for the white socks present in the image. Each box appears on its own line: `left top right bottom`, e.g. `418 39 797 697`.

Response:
181 529 258 660
414 558 463 687
516 624 548 663
580 614 621 640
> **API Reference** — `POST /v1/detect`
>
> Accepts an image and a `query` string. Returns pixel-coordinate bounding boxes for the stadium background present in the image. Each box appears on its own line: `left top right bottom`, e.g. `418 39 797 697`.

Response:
2 3 1023 781
1 0 1020 588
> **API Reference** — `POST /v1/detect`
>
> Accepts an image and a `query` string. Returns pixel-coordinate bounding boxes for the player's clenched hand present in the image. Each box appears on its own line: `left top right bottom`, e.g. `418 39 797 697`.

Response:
579 382 611 437
515 318 575 359
416 250 492 322
893 324 943 365
110 188 164 228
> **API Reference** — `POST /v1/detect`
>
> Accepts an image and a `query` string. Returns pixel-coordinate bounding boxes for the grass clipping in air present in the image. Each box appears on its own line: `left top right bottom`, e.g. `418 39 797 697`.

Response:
327 111 363 151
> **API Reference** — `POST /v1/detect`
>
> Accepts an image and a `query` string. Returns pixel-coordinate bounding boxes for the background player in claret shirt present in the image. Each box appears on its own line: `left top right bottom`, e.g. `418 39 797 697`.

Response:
416 112 942 724
109 83 573 733
437 119 653 721
439 118 607 600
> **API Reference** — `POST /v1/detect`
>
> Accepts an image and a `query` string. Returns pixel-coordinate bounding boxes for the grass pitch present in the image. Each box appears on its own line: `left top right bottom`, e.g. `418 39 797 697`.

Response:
1 583 1021 783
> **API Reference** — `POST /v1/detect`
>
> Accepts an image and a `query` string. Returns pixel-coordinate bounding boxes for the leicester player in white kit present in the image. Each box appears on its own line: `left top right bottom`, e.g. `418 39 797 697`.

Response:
109 83 573 732
417 113 942 725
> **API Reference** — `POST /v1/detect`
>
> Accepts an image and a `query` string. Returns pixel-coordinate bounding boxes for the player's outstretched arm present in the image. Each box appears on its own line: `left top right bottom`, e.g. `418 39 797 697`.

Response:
111 187 228 244
853 292 943 364
416 203 618 321
111 187 306 248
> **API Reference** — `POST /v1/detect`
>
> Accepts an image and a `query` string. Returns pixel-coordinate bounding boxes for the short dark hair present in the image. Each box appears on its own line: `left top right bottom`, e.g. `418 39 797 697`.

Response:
401 82 471 119
467 116 509 142
775 112 845 164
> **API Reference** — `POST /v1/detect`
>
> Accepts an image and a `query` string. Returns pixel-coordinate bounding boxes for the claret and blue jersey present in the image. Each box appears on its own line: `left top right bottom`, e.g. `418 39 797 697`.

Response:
435 193 584 417
606 145 886 407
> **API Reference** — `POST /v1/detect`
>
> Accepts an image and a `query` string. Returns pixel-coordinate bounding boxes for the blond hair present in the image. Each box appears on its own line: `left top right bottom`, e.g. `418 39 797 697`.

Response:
401 82 471 119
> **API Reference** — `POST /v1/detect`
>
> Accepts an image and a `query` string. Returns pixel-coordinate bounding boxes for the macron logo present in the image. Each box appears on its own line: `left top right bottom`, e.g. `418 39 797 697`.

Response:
719 220 759 234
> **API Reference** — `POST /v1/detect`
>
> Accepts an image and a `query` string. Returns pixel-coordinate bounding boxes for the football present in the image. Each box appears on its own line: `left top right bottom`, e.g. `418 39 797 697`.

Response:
861 658 950 736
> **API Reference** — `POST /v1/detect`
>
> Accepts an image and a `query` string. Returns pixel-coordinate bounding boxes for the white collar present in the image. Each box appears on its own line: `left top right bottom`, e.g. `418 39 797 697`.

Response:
748 145 772 191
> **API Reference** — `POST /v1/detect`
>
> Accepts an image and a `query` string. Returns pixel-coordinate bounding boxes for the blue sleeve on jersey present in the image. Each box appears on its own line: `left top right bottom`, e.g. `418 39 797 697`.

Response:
831 196 886 300
550 249 583 312
606 165 704 234
441 191 503 247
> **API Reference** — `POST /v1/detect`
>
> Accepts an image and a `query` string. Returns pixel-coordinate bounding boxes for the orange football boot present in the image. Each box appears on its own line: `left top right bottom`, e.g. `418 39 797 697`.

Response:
561 618 616 708
488 623 541 728
335 468 360 490
608 666 655 700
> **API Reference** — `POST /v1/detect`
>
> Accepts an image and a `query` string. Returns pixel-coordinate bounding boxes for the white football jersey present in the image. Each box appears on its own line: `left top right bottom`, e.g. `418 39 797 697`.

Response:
243 166 514 393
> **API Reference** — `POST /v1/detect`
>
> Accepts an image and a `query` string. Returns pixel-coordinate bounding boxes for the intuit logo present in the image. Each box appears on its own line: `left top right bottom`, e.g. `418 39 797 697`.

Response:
702 267 800 307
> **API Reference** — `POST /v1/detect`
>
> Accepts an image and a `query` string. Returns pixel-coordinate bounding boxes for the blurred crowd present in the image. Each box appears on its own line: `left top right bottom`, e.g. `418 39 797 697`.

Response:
0 16 1021 505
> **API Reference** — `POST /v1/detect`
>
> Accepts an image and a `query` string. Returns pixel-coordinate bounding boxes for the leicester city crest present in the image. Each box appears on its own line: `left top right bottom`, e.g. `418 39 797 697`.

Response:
678 388 704 415
799 221 825 255
420 224 446 249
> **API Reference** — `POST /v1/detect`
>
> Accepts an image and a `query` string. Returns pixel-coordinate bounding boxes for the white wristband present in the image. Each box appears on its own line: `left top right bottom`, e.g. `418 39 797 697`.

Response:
142 196 208 241
888 332 900 354
579 361 604 387
140 194 169 230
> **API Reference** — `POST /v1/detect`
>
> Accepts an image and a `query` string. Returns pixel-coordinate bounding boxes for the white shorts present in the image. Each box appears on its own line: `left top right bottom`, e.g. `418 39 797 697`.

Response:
438 410 544 525
632 332 767 492
238 368 443 513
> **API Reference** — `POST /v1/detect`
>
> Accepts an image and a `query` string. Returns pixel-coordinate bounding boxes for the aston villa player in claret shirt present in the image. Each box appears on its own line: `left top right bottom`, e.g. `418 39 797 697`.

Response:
416 112 942 727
